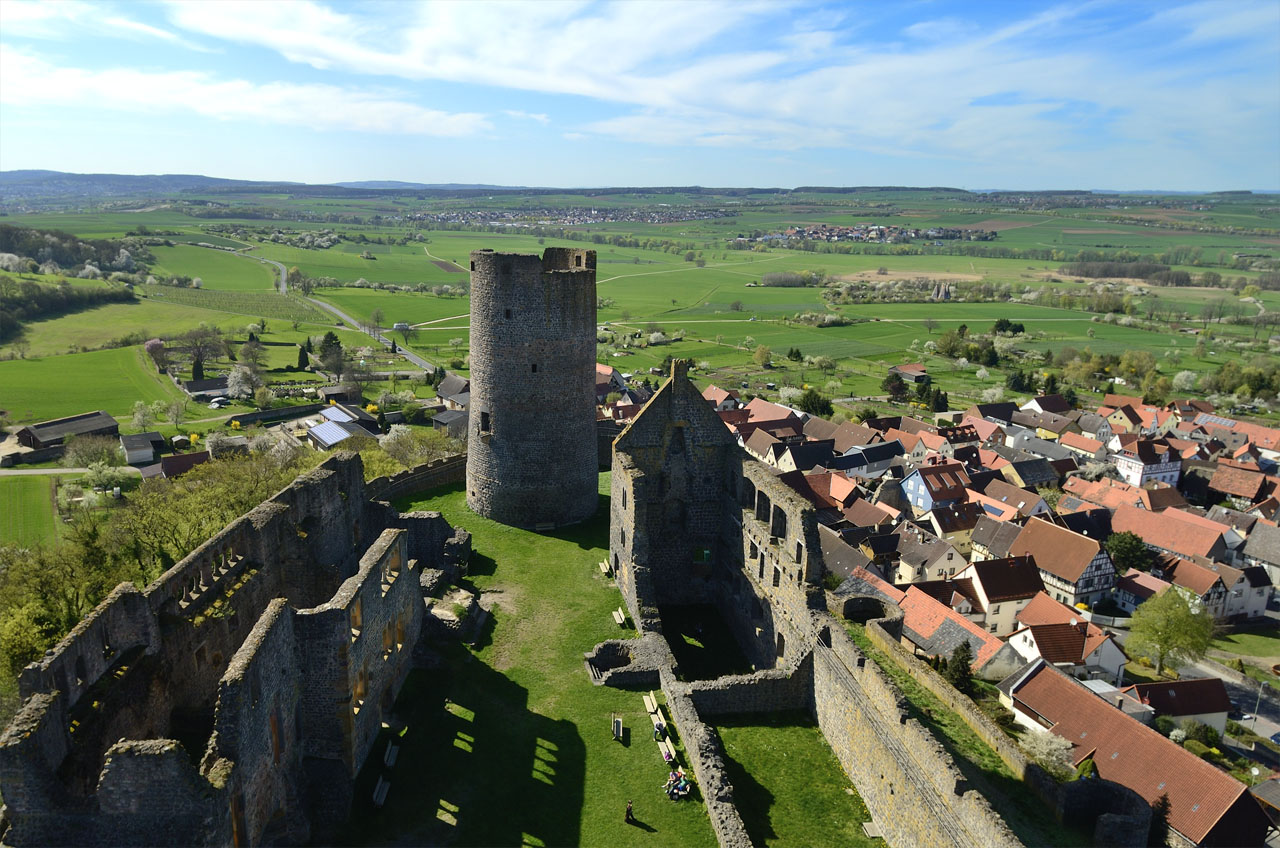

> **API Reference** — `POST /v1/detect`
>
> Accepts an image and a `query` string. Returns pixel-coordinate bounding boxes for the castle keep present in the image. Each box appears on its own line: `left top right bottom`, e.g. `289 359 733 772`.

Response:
466 248 599 528
0 453 469 846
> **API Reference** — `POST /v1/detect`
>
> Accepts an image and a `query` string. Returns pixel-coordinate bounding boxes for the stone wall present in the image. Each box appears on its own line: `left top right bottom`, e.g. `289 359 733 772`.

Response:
226 403 325 429
466 248 599 528
366 454 466 502
812 622 1022 848
0 445 65 467
0 452 457 847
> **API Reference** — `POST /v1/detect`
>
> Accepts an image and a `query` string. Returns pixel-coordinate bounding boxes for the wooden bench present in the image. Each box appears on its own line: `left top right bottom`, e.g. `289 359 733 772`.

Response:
373 775 391 808
599 561 611 576
658 739 678 764
612 608 626 627
642 692 658 715
611 712 623 742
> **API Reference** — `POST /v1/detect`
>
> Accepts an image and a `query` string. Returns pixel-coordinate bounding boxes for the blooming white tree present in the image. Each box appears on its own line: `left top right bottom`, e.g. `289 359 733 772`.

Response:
649 331 667 345
778 386 803 403
976 367 990 381
980 386 1005 403
227 365 262 399
1172 370 1198 392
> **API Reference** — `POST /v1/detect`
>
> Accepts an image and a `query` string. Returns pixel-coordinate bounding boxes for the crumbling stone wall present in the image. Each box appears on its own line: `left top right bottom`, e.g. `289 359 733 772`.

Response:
466 248 598 528
0 453 458 847
607 362 1028 848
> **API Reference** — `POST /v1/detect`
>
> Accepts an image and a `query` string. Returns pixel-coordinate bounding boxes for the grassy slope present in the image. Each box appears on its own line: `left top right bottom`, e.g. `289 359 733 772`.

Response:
339 477 717 848
148 244 275 291
713 712 877 847
0 346 186 422
0 476 59 546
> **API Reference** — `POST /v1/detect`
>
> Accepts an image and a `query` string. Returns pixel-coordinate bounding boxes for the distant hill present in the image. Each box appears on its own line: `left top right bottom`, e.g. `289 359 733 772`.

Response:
0 170 287 203
331 180 526 191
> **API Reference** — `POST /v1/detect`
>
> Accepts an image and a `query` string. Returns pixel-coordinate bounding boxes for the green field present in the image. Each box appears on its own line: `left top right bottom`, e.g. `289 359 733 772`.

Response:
149 244 276 291
1211 629 1280 659
0 346 186 422
342 478 717 847
713 713 876 847
0 476 60 546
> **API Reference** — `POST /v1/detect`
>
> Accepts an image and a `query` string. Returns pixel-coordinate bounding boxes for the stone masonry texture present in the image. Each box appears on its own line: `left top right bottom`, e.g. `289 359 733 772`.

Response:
466 248 598 528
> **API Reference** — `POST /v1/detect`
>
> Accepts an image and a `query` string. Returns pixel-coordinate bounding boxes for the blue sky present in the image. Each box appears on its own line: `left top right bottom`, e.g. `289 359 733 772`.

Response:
1 0 1277 190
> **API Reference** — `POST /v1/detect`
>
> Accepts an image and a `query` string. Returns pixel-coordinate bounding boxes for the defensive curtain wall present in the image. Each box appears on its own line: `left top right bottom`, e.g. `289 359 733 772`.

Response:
592 361 1149 848
0 452 471 846
466 248 599 529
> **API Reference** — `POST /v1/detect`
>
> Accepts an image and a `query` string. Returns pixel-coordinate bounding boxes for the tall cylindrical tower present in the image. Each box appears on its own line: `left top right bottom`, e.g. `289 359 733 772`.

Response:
465 248 599 528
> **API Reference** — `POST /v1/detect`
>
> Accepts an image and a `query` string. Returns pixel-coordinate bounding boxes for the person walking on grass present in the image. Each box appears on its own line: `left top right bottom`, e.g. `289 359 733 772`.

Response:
625 800 635 824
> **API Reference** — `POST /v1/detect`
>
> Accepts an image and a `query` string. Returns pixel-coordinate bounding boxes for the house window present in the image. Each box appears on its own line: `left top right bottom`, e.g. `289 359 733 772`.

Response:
989 624 998 632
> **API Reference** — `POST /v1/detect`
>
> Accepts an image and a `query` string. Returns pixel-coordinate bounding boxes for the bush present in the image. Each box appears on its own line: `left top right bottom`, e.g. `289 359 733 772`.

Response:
1154 715 1175 736
1182 739 1209 757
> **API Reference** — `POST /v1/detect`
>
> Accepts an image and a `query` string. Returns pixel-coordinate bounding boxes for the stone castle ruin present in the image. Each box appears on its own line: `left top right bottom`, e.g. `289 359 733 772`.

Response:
0 453 469 846
466 248 599 529
591 361 1150 848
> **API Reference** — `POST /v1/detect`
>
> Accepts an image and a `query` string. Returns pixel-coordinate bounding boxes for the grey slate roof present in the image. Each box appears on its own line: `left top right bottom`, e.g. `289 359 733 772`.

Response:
1244 523 1280 566
971 516 1023 558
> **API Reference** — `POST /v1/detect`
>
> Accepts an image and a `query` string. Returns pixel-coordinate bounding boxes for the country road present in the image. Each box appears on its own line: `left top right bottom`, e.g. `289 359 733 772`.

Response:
304 297 438 374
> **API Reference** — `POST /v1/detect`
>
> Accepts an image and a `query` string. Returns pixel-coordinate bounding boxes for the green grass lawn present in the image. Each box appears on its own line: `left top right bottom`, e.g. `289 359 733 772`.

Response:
0 476 60 546
713 712 878 847
338 477 717 848
0 346 187 423
1211 628 1280 659
149 244 276 291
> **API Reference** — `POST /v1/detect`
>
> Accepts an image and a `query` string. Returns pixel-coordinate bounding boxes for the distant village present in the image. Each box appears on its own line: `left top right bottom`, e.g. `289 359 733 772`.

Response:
747 223 999 245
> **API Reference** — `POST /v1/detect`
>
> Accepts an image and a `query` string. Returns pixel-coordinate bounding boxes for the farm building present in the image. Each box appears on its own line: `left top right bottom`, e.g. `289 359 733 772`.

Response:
888 362 930 384
16 410 119 450
432 409 469 440
120 431 165 465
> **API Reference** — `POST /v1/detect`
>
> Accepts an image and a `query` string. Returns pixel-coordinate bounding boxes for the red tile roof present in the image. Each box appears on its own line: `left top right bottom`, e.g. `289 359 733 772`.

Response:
1010 517 1104 584
1060 431 1104 455
898 586 1006 669
1006 663 1265 845
1112 505 1225 560
1210 464 1267 500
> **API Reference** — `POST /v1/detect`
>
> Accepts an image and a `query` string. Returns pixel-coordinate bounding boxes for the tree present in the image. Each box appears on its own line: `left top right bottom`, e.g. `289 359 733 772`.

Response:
63 435 122 468
855 405 878 423
881 372 909 403
1147 794 1171 847
166 399 185 428
1023 730 1074 780
398 324 418 346
184 325 223 383
369 308 385 337
752 345 772 367
813 356 837 374
449 337 463 353
1128 589 1213 677
227 365 262 399
943 640 974 695
1172 370 1198 393
240 340 266 371
729 300 744 312
253 386 275 410
1106 531 1150 574
923 317 938 334
1042 373 1059 395
796 388 834 417
131 400 154 430
296 345 309 369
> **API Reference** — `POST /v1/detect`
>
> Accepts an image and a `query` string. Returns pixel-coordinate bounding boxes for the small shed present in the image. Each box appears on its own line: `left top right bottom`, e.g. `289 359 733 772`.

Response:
121 431 165 465
432 409 469 440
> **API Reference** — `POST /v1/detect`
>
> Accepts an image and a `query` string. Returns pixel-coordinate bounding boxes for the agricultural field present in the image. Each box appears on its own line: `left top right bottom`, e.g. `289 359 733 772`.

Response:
1 187 1276 427
0 476 60 546
0 346 186 422
149 244 276 291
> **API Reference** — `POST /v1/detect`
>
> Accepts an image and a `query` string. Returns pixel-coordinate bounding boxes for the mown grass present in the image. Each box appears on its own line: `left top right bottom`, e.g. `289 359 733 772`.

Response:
149 244 276 291
0 346 186 422
843 624 1088 848
0 476 59 546
1211 627 1280 659
337 476 717 848
713 711 878 847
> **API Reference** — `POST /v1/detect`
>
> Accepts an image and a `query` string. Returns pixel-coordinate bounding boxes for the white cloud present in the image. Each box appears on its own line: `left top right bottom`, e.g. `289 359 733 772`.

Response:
0 46 491 137
504 110 550 124
1 0 214 50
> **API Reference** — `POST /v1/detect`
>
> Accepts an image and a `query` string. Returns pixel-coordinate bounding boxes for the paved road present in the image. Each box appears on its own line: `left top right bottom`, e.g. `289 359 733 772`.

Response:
304 297 438 374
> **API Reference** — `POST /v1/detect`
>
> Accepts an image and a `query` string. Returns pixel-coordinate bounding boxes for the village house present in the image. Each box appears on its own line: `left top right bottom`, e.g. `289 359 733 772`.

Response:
916 501 984 556
1120 678 1232 734
888 362 930 384
1007 602 1127 685
996 661 1269 847
952 556 1044 635
1112 439 1181 487
969 515 1024 562
1008 517 1115 607
120 431 165 465
1111 505 1232 565
901 460 969 516
701 383 742 411
1242 523 1280 586
896 586 1026 680
1113 568 1171 614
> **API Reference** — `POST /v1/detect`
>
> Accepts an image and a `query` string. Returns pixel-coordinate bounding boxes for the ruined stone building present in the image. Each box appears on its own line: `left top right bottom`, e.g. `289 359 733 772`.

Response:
595 362 1150 848
466 248 599 528
0 454 469 846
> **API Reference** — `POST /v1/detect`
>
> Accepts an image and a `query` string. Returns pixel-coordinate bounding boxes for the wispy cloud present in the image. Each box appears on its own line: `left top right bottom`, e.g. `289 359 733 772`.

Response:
504 110 550 125
0 46 492 137
1 0 215 51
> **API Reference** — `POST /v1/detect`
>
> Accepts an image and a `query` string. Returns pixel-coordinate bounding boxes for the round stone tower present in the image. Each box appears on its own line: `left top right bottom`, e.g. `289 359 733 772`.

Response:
465 247 599 528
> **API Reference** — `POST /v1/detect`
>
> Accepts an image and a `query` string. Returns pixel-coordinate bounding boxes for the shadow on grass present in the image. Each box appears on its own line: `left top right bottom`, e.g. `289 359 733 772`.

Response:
711 716 782 847
338 642 586 848
659 605 754 681
542 494 612 551
467 551 498 577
